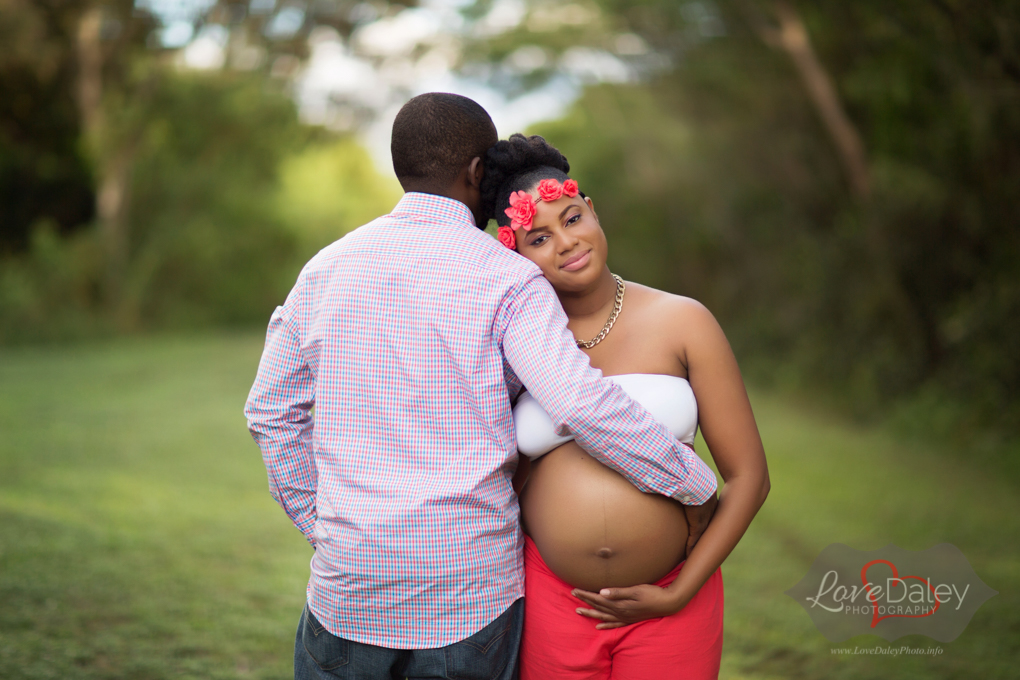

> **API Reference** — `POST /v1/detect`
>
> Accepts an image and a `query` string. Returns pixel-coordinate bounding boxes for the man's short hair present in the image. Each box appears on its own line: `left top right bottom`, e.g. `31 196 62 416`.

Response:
391 93 497 192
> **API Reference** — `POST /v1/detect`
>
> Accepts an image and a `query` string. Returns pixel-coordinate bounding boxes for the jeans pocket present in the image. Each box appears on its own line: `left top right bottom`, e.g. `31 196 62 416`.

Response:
301 606 350 675
444 600 522 680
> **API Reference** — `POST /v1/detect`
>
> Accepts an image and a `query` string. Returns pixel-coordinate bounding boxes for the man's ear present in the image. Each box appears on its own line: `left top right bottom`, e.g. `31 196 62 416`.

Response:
467 157 484 190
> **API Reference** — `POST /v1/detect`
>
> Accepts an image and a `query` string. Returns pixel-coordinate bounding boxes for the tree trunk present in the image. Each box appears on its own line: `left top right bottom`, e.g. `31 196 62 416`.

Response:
755 1 872 200
76 7 103 133
77 5 131 309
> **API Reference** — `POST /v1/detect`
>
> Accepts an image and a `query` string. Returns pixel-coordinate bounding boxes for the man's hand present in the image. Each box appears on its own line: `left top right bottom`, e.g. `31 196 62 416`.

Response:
682 492 718 558
571 584 690 630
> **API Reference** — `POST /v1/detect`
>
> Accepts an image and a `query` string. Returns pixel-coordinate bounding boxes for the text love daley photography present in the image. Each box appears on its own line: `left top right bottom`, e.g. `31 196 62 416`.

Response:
787 544 997 643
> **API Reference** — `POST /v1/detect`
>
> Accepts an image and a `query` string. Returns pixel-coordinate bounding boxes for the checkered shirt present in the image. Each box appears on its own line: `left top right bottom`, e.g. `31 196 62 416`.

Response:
244 193 718 649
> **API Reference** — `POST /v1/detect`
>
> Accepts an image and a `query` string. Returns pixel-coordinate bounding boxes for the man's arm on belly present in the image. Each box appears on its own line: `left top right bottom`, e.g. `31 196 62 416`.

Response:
500 275 717 505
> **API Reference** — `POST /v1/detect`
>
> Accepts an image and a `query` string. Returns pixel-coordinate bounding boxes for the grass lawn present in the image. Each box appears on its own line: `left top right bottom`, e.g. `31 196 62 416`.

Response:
0 333 1015 679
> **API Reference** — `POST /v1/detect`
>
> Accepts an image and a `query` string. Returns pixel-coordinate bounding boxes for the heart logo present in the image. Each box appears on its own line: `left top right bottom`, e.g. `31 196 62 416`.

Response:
861 559 941 627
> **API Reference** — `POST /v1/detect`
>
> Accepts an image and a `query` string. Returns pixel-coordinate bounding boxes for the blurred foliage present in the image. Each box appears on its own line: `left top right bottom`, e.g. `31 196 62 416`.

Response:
115 73 304 329
0 70 397 342
532 0 1020 436
0 72 294 340
0 0 146 252
1 0 1017 439
0 0 399 343
277 139 402 248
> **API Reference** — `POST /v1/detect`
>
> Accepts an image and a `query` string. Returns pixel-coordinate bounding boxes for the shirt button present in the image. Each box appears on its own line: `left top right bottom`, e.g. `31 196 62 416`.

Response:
681 495 692 503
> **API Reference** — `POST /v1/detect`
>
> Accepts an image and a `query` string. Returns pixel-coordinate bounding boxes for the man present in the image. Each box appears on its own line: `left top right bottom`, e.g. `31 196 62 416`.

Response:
245 92 718 680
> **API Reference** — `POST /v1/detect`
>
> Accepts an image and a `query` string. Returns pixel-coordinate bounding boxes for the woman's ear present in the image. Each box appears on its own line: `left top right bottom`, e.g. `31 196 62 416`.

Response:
585 195 599 223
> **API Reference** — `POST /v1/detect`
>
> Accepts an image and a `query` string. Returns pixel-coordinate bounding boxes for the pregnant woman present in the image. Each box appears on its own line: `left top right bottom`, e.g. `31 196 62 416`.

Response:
482 134 771 679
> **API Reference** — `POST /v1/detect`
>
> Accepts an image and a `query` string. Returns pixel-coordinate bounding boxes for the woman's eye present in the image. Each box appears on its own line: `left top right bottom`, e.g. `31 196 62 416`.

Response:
566 214 581 226
531 235 549 246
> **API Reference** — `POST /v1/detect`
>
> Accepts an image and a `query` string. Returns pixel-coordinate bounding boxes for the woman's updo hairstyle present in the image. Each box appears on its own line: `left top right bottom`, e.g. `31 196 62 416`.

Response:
481 133 573 227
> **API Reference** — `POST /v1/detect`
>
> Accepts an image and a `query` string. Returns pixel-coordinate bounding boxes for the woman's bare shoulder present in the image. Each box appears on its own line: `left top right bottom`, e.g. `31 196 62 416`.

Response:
626 283 718 333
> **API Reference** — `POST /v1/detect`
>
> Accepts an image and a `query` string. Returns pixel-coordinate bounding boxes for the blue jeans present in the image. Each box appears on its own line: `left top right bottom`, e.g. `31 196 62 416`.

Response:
294 598 523 680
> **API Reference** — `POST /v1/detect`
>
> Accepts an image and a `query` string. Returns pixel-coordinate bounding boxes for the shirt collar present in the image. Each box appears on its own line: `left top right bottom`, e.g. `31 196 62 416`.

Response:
391 192 479 230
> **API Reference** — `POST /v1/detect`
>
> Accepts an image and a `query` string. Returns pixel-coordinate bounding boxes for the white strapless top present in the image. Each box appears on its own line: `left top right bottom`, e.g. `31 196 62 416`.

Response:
513 373 698 460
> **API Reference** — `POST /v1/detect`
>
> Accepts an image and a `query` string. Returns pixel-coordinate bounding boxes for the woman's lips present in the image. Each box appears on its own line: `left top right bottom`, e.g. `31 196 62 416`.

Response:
560 249 592 271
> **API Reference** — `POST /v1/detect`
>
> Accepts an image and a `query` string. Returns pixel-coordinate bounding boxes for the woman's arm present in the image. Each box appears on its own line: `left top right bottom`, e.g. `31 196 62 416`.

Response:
573 298 770 628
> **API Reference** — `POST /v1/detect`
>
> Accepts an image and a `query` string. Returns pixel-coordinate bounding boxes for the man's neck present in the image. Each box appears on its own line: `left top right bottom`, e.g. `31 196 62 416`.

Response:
402 188 481 229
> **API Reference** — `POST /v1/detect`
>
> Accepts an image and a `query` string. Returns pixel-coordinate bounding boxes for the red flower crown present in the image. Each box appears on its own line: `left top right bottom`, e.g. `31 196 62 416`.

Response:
497 178 579 250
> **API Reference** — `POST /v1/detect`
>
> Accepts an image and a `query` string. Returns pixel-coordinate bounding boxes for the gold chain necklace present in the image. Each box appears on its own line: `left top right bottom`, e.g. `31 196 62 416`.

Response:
576 274 625 349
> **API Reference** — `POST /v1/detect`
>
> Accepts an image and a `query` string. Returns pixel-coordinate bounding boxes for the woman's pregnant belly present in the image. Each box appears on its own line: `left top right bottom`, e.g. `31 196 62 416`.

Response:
519 441 690 592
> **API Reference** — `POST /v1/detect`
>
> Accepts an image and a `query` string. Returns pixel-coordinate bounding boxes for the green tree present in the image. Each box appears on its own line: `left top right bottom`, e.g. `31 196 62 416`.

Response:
529 0 1020 433
0 0 412 341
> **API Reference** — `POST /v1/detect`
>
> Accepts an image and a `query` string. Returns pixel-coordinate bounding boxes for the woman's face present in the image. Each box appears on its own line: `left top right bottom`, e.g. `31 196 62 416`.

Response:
513 189 608 293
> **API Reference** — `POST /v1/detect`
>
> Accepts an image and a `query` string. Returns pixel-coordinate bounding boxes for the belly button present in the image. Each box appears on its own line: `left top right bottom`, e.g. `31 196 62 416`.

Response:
596 547 614 559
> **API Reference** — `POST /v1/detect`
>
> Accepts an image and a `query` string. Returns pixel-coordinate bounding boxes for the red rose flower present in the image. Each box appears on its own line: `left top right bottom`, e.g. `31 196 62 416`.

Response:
537 178 563 202
504 190 537 231
497 225 516 249
562 179 579 197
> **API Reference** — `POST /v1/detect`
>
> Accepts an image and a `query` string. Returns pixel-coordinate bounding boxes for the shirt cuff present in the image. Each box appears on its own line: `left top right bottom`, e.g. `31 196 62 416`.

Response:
295 514 318 546
672 447 718 505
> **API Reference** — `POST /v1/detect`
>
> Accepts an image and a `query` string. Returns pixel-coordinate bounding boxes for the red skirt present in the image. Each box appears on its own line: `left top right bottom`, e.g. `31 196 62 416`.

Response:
520 535 724 680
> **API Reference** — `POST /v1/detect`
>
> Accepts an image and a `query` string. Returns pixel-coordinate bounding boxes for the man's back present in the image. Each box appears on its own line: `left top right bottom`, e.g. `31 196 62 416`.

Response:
251 92 716 678
246 193 539 648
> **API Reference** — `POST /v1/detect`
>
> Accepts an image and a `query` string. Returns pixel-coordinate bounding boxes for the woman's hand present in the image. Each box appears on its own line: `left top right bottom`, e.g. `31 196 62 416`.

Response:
682 492 718 558
571 584 690 630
